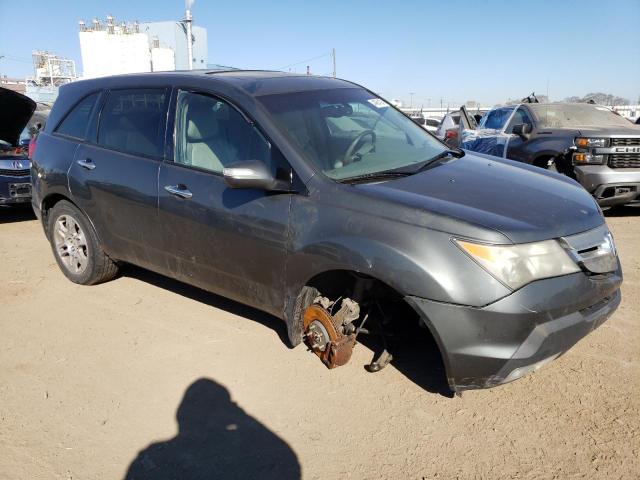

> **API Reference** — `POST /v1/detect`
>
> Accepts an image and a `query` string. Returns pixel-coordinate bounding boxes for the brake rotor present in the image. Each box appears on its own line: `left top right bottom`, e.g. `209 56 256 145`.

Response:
303 304 355 369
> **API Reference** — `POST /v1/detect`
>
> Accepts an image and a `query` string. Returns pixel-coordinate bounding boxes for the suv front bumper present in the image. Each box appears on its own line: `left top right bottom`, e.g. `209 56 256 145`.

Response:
407 268 622 391
574 164 640 207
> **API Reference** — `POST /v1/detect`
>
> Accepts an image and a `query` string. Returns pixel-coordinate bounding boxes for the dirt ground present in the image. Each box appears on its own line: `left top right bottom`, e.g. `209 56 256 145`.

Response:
1 205 638 480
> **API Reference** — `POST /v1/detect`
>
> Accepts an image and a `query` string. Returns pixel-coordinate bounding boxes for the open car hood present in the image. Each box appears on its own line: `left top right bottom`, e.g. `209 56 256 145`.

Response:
0 87 37 146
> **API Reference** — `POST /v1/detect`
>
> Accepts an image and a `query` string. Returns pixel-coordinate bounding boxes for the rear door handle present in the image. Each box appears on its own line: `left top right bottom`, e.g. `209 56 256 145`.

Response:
164 184 193 199
76 158 96 170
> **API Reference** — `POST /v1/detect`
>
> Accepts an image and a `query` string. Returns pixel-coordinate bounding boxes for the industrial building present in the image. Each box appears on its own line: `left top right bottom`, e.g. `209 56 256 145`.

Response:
140 21 207 71
78 16 208 78
25 51 77 103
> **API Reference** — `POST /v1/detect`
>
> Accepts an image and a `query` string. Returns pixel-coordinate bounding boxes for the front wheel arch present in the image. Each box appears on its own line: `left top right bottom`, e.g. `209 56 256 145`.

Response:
284 269 452 389
532 154 555 169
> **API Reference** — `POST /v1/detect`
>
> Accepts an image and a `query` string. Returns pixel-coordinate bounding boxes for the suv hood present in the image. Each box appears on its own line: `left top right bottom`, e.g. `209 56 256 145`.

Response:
546 125 640 137
0 87 36 146
357 153 604 244
573 125 640 136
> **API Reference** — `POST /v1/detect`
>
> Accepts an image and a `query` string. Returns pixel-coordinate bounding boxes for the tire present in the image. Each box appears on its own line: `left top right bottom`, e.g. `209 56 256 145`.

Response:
47 200 119 285
533 156 553 170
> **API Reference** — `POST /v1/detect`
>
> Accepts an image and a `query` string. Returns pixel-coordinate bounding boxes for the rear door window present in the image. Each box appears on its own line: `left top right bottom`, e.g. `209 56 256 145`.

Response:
98 89 167 157
55 92 100 139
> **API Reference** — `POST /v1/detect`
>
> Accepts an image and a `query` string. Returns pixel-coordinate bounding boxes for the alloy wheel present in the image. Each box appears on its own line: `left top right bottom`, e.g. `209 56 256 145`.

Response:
53 214 89 274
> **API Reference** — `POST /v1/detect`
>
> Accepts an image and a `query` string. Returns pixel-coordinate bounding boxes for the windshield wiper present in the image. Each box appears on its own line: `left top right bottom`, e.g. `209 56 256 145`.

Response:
412 148 465 173
339 170 413 184
339 148 465 184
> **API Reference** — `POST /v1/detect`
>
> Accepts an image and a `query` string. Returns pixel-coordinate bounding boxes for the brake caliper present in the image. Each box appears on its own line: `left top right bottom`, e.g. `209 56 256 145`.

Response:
303 297 359 369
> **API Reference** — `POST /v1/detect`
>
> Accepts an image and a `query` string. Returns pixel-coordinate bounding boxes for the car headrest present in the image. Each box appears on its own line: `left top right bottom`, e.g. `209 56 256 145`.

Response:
186 100 218 142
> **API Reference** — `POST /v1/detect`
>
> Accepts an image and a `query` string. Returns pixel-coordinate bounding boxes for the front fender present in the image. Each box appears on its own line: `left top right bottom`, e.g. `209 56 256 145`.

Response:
282 192 512 340
286 236 444 303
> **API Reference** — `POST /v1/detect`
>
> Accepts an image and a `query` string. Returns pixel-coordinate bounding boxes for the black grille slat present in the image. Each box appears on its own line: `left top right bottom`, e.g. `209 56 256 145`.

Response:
0 168 30 177
610 138 640 147
609 154 640 168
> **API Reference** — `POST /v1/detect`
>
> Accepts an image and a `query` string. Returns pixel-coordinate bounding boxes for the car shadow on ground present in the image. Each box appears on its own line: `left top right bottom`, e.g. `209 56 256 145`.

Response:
604 204 640 217
123 377 301 480
0 205 36 224
356 326 454 398
123 266 453 398
123 265 291 346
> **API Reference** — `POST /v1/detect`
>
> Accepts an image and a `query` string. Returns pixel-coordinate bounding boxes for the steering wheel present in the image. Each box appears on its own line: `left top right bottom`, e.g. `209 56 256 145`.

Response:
342 130 376 166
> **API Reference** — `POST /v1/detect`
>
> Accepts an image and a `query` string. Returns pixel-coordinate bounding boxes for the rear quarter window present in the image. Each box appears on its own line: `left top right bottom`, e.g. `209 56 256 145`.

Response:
55 93 100 140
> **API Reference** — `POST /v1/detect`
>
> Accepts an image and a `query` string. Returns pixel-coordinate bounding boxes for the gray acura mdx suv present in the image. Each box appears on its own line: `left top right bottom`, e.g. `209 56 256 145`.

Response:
31 71 622 392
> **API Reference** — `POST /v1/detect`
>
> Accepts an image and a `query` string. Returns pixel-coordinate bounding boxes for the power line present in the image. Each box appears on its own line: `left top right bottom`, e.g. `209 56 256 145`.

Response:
280 51 332 71
0 54 32 64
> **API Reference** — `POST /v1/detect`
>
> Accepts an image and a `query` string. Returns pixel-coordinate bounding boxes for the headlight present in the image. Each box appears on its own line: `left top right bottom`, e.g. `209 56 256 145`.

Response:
454 239 580 290
575 137 608 148
573 152 606 165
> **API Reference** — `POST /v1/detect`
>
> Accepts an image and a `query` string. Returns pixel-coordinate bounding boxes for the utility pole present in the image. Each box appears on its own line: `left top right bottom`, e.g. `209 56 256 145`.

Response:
410 92 414 109
184 3 194 70
332 48 336 78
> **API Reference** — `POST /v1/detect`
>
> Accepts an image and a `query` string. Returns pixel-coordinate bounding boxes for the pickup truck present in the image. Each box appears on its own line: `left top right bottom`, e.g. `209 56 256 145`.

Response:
460 102 640 207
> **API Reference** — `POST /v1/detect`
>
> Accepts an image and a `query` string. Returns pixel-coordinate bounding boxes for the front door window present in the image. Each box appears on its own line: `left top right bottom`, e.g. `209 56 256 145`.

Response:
174 91 271 174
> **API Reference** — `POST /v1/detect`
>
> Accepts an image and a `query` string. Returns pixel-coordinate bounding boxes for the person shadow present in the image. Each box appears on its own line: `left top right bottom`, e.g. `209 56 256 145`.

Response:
124 378 301 480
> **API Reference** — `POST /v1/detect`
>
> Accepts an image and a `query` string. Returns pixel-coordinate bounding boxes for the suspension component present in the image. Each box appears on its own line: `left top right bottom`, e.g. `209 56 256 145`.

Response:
303 297 359 369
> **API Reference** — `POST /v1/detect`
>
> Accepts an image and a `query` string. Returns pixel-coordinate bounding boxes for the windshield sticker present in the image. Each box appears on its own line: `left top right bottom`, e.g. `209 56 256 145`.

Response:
367 98 390 109
595 106 609 111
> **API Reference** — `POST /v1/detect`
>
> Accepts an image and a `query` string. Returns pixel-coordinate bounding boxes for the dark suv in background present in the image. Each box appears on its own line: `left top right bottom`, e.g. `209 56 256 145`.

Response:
461 102 640 207
0 88 37 205
32 71 622 391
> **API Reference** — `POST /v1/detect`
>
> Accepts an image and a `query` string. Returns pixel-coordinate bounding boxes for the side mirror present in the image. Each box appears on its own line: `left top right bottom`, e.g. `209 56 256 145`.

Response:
412 117 426 126
223 160 275 190
223 160 292 191
512 123 532 139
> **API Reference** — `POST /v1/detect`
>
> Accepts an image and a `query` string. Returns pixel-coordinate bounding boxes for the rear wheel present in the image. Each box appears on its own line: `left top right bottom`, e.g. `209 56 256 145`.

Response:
47 200 119 285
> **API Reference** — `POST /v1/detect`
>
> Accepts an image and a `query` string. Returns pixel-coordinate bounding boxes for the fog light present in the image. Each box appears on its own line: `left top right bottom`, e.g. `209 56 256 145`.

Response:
502 353 560 384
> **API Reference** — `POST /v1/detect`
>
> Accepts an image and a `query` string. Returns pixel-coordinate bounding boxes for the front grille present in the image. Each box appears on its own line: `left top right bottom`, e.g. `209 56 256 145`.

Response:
609 154 640 168
610 138 640 147
0 168 30 177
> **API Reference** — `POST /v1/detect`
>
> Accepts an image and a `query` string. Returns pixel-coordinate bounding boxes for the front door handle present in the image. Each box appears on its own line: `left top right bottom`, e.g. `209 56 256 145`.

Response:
76 158 96 170
164 184 193 199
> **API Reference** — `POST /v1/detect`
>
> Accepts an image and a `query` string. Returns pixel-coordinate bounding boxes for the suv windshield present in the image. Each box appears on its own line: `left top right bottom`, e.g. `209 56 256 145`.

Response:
530 104 631 128
258 88 445 180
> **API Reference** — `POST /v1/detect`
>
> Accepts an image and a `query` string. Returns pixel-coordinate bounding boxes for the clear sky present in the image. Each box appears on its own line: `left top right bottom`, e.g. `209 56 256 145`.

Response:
1 0 639 106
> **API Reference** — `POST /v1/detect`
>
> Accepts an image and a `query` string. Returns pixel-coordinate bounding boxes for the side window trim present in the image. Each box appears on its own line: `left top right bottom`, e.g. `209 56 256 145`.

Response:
85 91 107 144
53 91 102 141
95 86 171 160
